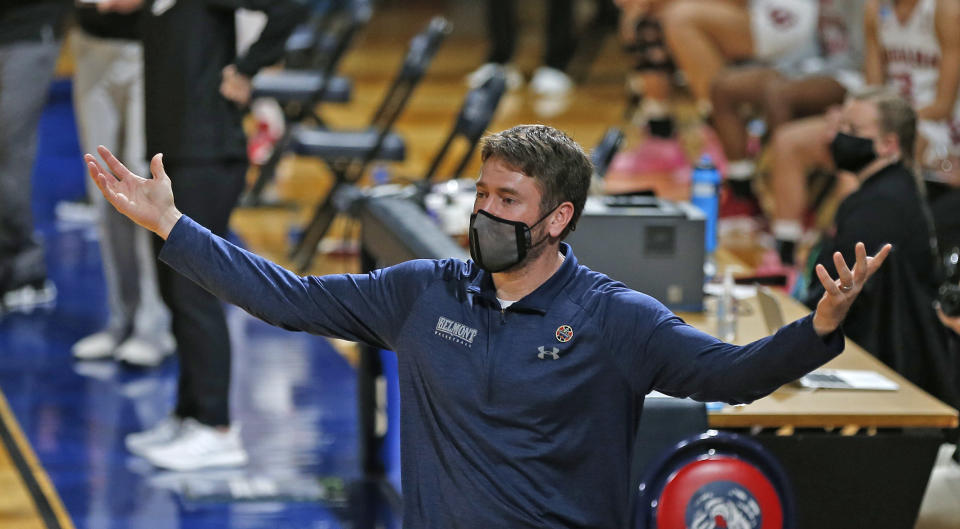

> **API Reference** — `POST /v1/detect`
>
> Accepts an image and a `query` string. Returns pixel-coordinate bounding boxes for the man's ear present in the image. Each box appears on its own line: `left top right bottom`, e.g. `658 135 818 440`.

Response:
549 202 575 238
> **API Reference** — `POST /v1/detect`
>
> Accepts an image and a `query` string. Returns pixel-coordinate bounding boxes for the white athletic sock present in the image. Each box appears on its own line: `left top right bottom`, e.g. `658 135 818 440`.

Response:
727 160 756 181
772 219 803 242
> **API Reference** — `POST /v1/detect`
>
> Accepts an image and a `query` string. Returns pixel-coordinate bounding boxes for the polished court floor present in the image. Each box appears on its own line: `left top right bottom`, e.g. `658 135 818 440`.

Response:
0 80 395 528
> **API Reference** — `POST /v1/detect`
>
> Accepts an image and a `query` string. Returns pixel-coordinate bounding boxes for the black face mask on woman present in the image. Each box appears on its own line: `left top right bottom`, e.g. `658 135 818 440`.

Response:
468 207 556 273
830 132 878 173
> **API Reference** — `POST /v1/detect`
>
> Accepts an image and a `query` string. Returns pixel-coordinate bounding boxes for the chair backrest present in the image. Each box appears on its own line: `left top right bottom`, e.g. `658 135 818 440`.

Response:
635 431 796 529
422 68 508 183
630 397 708 490
368 16 451 131
342 16 451 181
285 0 373 72
591 127 624 179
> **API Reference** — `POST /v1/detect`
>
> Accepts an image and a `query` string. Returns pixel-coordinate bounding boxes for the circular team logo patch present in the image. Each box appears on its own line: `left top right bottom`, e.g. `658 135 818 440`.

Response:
555 325 573 343
685 481 762 529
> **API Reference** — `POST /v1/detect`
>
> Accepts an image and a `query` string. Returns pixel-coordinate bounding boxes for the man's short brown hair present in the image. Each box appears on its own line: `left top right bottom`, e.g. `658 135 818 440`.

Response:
480 125 593 239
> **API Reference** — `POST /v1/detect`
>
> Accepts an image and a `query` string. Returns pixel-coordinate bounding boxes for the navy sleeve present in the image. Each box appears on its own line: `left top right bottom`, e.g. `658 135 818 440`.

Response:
158 215 438 350
606 290 844 404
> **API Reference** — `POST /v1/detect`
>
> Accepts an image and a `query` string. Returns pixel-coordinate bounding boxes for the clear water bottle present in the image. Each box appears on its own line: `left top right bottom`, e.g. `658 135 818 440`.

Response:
691 154 721 276
715 267 737 342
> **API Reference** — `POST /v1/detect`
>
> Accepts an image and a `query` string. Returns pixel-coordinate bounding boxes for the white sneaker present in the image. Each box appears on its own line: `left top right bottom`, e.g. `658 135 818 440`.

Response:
529 66 573 96
466 62 523 91
71 331 120 360
126 416 183 457
115 336 174 368
2 280 57 314
143 419 248 472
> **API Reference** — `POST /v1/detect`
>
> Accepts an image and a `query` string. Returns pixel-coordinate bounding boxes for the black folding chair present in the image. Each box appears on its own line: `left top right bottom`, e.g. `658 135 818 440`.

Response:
419 68 508 187
590 127 624 179
242 0 373 206
288 16 452 272
284 0 373 71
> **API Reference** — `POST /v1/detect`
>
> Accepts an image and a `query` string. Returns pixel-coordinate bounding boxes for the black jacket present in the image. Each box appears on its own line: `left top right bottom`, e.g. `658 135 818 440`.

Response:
140 0 307 162
75 5 141 41
0 1 70 46
805 162 960 409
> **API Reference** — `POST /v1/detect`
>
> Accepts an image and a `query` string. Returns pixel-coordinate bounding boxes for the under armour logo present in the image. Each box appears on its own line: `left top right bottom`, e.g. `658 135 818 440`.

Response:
537 346 560 360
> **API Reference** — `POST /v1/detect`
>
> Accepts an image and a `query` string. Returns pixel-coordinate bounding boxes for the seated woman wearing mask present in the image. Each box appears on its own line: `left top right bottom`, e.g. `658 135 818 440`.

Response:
803 89 960 411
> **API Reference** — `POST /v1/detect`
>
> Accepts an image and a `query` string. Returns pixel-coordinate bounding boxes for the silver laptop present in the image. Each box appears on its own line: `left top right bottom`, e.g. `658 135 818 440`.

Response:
756 286 784 333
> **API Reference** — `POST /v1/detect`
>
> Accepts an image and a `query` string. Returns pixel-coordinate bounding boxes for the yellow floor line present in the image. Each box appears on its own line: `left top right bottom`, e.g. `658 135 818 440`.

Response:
0 389 74 529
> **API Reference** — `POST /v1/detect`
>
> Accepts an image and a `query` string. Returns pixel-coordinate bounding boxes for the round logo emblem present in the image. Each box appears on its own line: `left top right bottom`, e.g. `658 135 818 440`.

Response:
685 481 763 529
655 457 782 529
555 325 573 343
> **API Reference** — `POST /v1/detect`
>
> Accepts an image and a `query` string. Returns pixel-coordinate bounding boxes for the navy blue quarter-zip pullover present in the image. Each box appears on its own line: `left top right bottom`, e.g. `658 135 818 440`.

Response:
159 215 844 529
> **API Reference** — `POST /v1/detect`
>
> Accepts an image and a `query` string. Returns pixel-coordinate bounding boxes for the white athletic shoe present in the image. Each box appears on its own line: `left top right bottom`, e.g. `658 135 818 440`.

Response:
142 419 248 472
115 336 174 368
466 62 523 91
71 331 120 360
1 280 57 314
126 416 183 457
529 66 573 96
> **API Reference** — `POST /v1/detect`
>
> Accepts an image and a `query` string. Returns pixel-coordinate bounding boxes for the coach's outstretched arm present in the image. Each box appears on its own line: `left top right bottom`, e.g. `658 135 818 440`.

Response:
85 146 428 350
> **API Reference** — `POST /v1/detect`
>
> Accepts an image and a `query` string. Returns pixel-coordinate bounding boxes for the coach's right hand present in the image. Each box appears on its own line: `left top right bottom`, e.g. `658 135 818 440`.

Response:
86 146 182 240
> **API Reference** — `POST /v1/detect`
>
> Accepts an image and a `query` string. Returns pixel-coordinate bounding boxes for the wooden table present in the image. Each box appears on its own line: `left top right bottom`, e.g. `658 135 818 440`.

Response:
678 291 959 430
675 254 958 528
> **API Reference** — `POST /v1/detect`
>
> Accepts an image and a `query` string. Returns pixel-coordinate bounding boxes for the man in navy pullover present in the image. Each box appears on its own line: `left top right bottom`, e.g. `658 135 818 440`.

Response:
85 125 890 528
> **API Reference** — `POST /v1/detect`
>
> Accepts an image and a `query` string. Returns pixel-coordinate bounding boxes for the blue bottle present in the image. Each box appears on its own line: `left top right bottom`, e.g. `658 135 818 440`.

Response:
691 154 721 254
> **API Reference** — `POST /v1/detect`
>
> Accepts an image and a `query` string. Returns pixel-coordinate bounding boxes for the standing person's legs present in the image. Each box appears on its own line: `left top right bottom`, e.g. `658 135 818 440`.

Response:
72 31 171 362
155 159 246 428
469 0 522 89
135 159 247 471
487 0 516 64
112 38 172 361
0 40 60 292
530 0 576 95
544 0 576 71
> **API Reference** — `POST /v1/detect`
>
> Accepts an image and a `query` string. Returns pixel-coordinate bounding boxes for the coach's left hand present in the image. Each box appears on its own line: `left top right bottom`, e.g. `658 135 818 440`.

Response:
811 242 892 336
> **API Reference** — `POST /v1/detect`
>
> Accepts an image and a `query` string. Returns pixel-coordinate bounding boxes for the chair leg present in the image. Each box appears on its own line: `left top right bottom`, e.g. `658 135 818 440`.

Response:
241 131 290 207
290 185 342 273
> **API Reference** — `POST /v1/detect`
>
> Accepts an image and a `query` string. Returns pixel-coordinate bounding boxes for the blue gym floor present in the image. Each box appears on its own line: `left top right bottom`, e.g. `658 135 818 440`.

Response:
0 80 401 528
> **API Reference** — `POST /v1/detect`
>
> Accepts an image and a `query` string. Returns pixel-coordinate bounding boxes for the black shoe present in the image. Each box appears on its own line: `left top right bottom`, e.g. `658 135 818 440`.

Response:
0 243 55 315
1 279 57 314
726 178 755 200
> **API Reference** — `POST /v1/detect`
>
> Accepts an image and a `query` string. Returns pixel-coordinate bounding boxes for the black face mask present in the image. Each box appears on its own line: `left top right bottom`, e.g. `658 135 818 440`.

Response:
830 132 878 173
468 207 555 273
